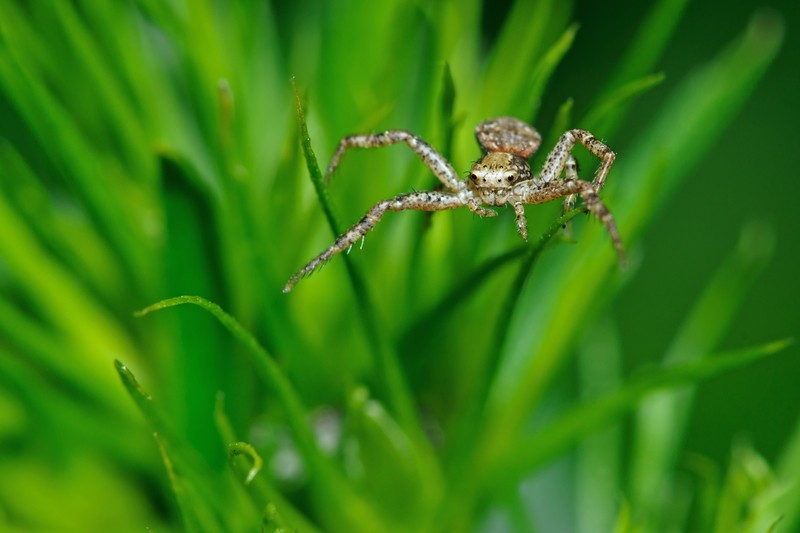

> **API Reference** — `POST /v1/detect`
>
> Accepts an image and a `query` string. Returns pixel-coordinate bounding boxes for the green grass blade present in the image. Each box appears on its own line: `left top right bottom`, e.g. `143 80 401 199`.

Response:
494 338 793 481
525 23 579 123
0 181 139 379
581 72 666 131
134 295 389 530
480 0 570 118
402 208 585 350
482 207 587 403
541 97 574 156
597 0 690 101
476 11 784 476
630 222 776 518
115 360 231 532
576 320 623 533
756 416 800 532
290 80 425 444
618 10 784 229
228 442 263 486
134 296 318 462
215 397 323 533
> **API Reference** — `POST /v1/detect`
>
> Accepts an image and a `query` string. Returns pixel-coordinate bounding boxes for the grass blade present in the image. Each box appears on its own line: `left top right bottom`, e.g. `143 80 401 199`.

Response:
597 0 690 102
581 72 666 132
289 80 428 450
134 296 318 463
480 9 785 466
495 338 793 481
402 207 586 351
134 295 389 530
525 23 579 123
630 222 775 519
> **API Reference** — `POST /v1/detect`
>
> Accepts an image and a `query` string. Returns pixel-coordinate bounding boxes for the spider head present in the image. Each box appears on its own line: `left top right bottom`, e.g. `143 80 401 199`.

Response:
468 152 531 205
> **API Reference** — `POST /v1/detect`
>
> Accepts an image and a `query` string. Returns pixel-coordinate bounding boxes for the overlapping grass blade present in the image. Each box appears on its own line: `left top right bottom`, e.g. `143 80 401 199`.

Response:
437 14 784 526
597 0 691 101
630 222 775 519
525 23 579 123
494 338 792 482
134 295 389 531
291 81 425 443
116 360 235 532
581 72 666 132
479 0 571 118
215 397 322 533
484 9 784 452
402 207 585 349
134 296 318 462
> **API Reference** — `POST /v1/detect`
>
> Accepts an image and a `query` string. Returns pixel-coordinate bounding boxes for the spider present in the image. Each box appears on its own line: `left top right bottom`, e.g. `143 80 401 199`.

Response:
283 116 625 292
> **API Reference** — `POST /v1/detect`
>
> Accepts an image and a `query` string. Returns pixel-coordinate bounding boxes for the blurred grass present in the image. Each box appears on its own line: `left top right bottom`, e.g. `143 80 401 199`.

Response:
0 1 792 532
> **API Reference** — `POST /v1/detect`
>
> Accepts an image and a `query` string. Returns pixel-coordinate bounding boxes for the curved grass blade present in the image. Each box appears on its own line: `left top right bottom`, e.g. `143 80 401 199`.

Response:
135 295 389 530
228 442 263 485
756 416 800 532
134 296 318 463
540 97 574 158
576 320 624 533
115 360 232 532
401 207 586 350
483 207 587 403
494 338 793 483
480 0 570 118
582 72 666 132
597 0 691 102
478 10 785 473
630 222 776 519
215 397 323 533
290 79 425 446
525 23 579 123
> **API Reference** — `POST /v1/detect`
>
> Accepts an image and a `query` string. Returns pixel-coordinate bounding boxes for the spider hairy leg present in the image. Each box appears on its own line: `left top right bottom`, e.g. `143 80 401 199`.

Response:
466 198 498 218
513 203 528 240
539 129 615 190
325 130 462 191
561 155 579 215
521 178 625 265
561 155 579 238
571 181 626 266
283 190 464 292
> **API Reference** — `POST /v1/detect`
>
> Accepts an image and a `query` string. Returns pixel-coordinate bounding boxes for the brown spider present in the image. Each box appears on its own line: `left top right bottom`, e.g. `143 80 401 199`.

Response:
283 116 624 292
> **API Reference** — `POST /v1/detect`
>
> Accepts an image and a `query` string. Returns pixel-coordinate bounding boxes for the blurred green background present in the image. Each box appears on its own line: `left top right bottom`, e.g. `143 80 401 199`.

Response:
0 0 797 532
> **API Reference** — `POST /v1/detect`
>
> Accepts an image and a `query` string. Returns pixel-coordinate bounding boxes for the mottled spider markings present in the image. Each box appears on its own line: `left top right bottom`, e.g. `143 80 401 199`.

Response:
284 116 624 292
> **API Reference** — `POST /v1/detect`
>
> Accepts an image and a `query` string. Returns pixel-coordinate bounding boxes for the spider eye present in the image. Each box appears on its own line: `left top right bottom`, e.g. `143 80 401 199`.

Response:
507 174 517 183
470 173 477 181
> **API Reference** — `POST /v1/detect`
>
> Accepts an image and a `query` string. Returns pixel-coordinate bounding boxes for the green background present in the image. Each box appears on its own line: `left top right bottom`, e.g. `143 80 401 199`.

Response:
0 0 797 531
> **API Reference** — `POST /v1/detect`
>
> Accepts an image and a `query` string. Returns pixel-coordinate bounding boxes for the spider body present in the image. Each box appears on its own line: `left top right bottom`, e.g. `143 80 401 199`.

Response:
284 116 624 292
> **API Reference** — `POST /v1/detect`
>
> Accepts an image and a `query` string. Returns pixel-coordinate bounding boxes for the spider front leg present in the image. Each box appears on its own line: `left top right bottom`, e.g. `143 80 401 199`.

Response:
539 129 615 190
283 190 465 292
561 155 579 215
325 130 462 191
561 155 579 238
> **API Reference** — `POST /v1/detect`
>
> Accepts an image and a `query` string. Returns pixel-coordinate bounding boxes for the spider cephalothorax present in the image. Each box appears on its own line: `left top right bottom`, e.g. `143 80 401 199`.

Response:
468 152 532 206
284 116 624 292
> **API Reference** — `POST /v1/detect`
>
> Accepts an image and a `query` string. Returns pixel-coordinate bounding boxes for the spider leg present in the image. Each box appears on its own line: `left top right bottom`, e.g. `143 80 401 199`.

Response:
513 202 528 240
284 190 465 292
466 198 498 218
561 155 579 238
538 129 615 191
568 180 626 265
561 155 579 215
325 130 462 191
